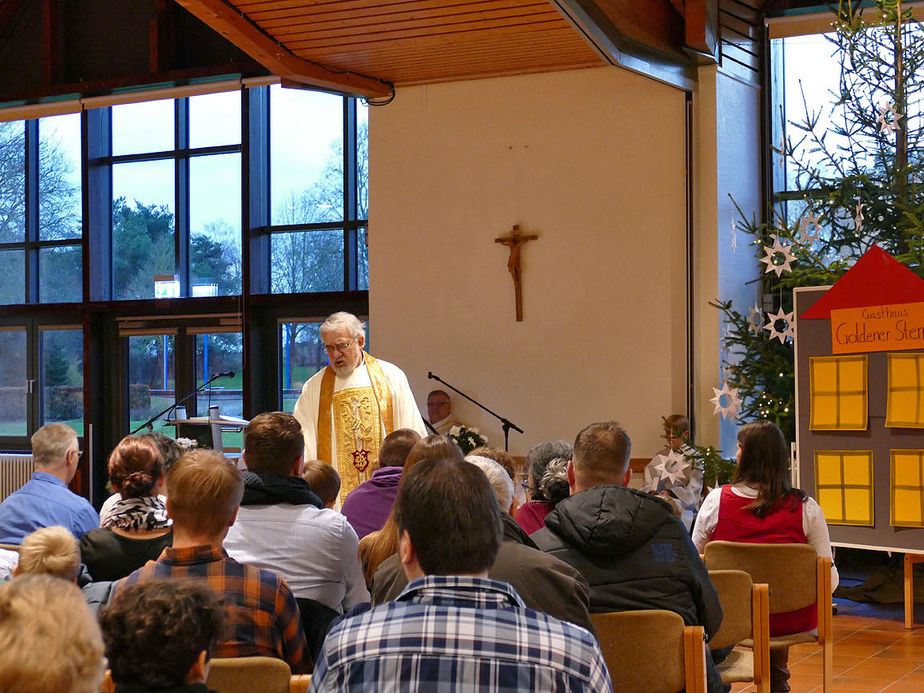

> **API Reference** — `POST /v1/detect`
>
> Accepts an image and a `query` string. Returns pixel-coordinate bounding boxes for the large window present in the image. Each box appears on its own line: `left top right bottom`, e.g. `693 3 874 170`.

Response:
268 86 369 293
0 114 82 304
0 83 370 479
109 94 242 300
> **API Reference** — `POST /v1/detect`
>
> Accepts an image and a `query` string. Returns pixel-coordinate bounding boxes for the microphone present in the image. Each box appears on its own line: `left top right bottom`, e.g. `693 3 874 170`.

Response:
213 370 235 378
427 371 435 379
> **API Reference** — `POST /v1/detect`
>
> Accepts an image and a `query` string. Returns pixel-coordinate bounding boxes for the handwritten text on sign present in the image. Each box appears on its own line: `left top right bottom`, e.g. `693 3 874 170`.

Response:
831 302 924 354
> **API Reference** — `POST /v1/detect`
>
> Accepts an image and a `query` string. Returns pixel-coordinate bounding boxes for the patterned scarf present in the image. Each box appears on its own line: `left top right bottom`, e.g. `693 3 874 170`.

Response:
103 496 171 531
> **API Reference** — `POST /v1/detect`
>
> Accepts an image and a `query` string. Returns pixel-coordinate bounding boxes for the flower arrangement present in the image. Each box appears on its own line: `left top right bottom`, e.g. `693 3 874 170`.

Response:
447 425 488 454
174 437 200 451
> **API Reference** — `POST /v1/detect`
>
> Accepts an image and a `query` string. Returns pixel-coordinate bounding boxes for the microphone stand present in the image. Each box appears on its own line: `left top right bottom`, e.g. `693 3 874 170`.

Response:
427 371 523 451
130 372 232 435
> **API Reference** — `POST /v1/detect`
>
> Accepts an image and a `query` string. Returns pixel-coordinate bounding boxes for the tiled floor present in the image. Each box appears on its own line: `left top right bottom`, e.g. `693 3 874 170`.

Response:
731 599 924 692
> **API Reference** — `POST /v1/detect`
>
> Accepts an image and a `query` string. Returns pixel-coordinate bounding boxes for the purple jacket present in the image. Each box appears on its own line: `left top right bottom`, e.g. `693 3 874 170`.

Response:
341 466 403 540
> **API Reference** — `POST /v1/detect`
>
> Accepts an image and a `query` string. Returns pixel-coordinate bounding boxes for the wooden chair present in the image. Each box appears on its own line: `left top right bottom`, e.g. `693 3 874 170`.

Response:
100 665 310 693
704 541 834 691
591 609 707 693
206 656 292 693
708 569 770 693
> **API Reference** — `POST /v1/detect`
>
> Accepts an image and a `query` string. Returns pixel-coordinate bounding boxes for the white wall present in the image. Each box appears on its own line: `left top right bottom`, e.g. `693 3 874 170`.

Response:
367 66 689 456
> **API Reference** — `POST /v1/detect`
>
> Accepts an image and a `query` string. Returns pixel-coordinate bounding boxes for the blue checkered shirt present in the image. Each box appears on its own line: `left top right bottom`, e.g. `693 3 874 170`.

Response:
308 575 612 692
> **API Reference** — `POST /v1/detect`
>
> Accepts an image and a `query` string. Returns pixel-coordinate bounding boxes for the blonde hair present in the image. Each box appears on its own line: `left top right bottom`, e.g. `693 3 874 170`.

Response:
17 526 80 580
166 450 243 537
0 574 105 693
31 423 77 468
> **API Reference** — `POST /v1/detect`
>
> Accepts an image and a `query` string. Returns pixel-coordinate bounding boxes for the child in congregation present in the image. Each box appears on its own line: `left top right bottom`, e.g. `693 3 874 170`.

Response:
302 459 341 509
99 580 224 693
641 414 703 531
692 420 838 693
14 524 81 581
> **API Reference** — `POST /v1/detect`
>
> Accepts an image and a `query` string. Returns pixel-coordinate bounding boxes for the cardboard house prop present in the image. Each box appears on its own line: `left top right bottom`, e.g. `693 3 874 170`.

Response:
795 245 924 552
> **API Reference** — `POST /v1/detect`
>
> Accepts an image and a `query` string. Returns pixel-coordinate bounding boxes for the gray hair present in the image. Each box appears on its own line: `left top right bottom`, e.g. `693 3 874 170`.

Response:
525 439 571 499
320 312 366 340
465 455 514 512
31 423 77 468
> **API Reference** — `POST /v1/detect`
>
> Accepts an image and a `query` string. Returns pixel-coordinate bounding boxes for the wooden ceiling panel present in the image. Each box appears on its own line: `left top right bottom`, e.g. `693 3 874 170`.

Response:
213 0 606 91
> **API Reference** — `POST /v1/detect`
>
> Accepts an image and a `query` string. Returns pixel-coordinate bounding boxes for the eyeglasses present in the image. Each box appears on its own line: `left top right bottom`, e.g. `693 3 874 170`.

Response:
324 337 356 354
69 448 83 460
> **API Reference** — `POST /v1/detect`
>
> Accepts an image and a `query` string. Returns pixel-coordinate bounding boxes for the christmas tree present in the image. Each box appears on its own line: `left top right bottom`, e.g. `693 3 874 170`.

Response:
717 0 924 442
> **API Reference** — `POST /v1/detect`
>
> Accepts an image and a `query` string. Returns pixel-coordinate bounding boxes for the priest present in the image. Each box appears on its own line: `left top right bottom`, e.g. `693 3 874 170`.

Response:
293 312 427 504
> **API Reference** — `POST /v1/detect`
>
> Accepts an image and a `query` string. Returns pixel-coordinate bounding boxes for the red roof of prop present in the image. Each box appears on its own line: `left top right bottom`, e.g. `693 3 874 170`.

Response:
801 244 924 319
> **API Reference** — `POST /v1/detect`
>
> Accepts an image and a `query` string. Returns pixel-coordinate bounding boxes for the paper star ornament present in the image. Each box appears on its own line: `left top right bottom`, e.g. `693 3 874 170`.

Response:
763 307 795 344
854 201 865 232
798 215 821 245
876 102 903 134
759 235 795 277
654 449 691 485
710 382 741 420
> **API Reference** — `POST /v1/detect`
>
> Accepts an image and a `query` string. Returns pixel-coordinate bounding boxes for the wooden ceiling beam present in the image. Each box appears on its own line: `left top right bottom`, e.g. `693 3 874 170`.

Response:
174 0 392 97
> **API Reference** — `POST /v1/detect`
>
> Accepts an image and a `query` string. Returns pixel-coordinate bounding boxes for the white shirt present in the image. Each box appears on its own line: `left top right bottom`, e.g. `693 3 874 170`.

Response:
692 483 839 590
223 503 369 612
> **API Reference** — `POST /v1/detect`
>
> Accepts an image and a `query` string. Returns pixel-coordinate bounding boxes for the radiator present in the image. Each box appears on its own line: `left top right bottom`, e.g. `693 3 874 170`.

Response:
0 453 33 502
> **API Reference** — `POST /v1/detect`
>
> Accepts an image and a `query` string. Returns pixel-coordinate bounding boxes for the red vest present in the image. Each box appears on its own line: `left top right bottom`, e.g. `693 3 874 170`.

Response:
711 486 816 636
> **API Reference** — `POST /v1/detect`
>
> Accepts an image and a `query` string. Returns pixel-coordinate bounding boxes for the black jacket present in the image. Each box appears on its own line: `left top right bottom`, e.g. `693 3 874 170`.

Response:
532 484 722 640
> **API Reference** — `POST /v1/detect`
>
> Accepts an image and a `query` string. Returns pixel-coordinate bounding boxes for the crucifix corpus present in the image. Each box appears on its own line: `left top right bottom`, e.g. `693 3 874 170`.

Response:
495 224 538 322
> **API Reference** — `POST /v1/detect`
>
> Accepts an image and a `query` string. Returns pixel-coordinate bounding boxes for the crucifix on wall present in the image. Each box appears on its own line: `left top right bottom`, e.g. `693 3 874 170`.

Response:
495 224 538 322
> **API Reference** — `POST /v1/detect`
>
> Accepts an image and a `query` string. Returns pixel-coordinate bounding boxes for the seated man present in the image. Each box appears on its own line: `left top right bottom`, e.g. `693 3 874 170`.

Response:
15 525 81 581
310 458 611 692
426 389 458 435
372 455 594 634
223 412 369 614
532 421 724 693
341 428 420 540
100 580 224 693
0 423 98 544
0 574 106 693
120 449 308 673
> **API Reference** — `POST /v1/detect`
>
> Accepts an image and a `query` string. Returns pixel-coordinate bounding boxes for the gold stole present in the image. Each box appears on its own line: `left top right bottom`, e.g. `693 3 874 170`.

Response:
317 354 395 496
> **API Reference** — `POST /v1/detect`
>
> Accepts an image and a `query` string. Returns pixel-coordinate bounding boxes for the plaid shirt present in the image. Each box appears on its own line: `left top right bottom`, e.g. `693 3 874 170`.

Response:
309 576 611 692
120 544 307 672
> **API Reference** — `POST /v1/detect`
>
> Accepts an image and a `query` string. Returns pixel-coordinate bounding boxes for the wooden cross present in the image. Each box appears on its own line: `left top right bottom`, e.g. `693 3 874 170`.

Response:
495 224 538 322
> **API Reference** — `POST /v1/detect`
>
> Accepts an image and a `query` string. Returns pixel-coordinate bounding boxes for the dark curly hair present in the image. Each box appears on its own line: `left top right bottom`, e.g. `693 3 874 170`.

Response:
99 580 224 689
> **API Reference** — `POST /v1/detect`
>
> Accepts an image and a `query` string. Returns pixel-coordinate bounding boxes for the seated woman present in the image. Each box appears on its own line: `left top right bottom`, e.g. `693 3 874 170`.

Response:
692 420 838 693
514 439 572 534
358 435 463 588
80 436 172 581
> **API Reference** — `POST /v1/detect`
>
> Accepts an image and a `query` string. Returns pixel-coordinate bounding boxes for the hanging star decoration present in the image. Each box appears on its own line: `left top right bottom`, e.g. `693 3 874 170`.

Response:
730 217 737 252
763 307 795 344
759 235 796 277
854 200 865 232
797 215 821 245
748 303 763 335
654 449 691 486
710 382 742 420
876 102 904 134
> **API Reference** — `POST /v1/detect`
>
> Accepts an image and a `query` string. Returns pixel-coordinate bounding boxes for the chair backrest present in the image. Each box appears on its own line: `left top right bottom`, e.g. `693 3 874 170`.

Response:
708 569 754 650
206 656 292 693
704 541 817 614
591 609 703 693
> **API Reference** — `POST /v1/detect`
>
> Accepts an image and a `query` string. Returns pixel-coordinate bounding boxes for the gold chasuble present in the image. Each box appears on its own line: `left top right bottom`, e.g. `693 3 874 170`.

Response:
317 353 395 497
